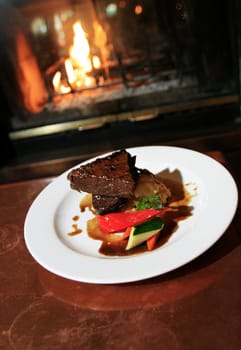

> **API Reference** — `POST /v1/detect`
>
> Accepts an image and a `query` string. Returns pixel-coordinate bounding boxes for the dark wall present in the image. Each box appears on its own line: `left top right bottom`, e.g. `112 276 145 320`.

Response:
0 87 14 166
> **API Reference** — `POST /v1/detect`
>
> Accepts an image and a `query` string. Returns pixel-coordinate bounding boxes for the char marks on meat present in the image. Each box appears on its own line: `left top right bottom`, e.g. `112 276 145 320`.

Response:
67 149 138 214
67 149 171 215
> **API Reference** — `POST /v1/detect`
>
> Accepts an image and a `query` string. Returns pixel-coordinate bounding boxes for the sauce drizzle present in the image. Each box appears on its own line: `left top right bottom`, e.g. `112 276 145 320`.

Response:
69 176 196 256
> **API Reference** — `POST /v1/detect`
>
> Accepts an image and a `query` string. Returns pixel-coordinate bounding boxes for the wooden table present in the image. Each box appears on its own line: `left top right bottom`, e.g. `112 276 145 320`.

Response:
0 151 240 350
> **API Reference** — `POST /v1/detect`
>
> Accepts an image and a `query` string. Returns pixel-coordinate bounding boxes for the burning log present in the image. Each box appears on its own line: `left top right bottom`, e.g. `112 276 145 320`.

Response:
0 5 48 115
16 31 48 114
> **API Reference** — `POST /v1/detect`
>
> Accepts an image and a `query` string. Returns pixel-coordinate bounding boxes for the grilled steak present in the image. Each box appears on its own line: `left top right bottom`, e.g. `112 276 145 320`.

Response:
68 149 171 214
92 194 127 215
67 150 138 213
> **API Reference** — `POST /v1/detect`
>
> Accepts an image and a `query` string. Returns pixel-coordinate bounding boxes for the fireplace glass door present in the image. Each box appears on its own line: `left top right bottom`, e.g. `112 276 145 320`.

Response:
0 0 239 139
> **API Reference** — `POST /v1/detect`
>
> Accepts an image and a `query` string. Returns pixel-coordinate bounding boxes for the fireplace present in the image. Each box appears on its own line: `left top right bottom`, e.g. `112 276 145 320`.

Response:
0 0 240 165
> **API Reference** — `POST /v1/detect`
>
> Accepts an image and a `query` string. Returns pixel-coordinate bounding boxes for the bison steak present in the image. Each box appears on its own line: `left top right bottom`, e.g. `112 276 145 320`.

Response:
67 150 138 213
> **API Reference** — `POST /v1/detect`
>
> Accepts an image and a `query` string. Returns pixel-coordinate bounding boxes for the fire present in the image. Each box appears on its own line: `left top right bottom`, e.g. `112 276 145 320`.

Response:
52 21 101 93
52 71 71 94
70 22 92 73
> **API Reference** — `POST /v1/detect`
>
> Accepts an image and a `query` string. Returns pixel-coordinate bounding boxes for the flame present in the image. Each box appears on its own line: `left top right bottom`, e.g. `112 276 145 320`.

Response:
92 55 101 69
70 22 92 72
52 70 71 94
52 20 100 93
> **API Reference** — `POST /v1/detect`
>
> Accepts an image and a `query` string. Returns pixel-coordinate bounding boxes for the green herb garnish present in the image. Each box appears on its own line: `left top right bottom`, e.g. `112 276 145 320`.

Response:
136 195 163 210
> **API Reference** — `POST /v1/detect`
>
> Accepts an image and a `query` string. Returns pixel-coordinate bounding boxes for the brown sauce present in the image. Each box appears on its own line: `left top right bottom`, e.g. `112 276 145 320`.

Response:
74 177 195 256
68 223 82 236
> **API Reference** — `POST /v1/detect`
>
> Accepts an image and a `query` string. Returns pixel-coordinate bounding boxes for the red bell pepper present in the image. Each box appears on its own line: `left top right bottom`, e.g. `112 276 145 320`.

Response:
122 226 132 239
98 208 167 233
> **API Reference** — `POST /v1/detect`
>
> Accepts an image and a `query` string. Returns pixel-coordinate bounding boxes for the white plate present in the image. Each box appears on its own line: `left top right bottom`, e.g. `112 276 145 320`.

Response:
24 146 238 284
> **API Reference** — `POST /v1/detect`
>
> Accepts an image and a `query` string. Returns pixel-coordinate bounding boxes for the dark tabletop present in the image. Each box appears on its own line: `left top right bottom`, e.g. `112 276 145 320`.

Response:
0 151 240 350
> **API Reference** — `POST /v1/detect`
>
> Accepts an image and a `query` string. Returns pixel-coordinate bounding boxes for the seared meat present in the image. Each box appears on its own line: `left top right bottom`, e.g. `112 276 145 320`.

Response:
92 195 127 215
68 149 137 197
67 149 171 214
67 150 138 213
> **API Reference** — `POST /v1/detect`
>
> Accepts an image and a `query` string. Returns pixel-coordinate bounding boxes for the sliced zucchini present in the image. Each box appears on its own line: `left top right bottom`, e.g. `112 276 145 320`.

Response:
125 217 164 250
